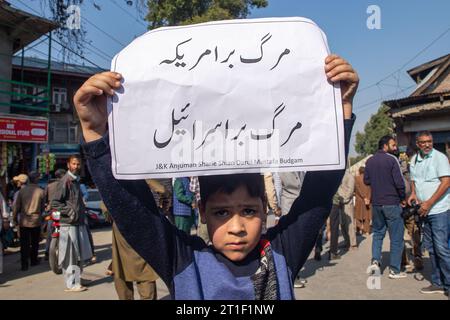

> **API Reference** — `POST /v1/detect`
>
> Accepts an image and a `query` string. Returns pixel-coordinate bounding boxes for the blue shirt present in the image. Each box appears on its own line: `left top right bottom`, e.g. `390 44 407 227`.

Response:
410 149 450 215
364 150 406 205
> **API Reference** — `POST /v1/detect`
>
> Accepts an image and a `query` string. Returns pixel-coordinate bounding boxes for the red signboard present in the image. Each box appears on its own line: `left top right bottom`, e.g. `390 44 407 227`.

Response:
0 116 48 143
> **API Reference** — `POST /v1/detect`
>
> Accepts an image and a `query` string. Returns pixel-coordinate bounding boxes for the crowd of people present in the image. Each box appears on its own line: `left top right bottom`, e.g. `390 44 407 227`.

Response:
142 131 449 297
0 134 448 300
1 52 448 300
0 156 98 290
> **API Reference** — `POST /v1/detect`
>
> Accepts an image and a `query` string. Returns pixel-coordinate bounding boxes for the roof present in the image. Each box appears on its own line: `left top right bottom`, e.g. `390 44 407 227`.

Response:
0 1 58 53
407 53 450 97
12 56 106 77
385 91 450 118
407 53 450 80
384 53 450 116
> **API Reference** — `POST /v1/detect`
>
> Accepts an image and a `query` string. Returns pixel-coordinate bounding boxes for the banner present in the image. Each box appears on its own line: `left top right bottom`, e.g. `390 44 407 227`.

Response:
0 116 48 143
109 17 344 179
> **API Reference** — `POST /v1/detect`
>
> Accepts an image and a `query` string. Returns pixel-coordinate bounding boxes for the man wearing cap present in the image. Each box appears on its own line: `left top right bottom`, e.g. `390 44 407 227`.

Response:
13 172 45 271
12 174 28 206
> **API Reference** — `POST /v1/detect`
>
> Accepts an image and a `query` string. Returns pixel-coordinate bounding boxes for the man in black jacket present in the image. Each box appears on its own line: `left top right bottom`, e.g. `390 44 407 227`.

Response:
364 135 406 279
51 155 92 292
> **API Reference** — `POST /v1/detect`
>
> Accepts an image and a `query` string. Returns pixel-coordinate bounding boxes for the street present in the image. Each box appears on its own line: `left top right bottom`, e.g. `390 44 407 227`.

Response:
0 217 447 300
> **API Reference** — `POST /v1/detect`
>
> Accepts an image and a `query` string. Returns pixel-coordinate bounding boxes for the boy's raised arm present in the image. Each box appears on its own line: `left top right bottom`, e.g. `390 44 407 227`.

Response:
82 134 181 288
74 72 196 292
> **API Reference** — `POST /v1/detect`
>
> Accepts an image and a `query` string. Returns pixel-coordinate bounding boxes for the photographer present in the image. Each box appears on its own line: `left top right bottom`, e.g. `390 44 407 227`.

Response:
408 131 449 296
400 162 423 272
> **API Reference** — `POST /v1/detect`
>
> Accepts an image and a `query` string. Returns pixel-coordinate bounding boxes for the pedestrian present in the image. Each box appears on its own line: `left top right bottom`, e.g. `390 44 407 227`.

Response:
190 176 210 244
354 166 371 235
279 171 306 216
364 135 407 279
263 173 282 227
12 174 28 207
111 221 159 300
51 155 92 292
400 163 423 272
408 131 449 296
74 54 358 299
173 177 196 234
328 169 357 260
78 179 97 264
43 169 66 260
1 188 9 274
13 172 45 271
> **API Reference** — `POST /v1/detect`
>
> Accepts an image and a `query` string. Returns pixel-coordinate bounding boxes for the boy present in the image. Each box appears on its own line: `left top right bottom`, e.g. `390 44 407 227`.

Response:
74 54 358 299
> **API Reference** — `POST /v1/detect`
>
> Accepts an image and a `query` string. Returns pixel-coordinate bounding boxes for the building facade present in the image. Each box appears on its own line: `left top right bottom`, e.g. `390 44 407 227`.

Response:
385 54 450 157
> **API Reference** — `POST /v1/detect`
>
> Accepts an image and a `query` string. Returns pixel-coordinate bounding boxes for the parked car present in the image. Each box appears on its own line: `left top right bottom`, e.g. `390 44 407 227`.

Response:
85 189 109 228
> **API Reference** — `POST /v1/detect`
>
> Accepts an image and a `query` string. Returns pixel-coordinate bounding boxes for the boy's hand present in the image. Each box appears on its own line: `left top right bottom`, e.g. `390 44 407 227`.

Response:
325 54 359 119
73 72 122 142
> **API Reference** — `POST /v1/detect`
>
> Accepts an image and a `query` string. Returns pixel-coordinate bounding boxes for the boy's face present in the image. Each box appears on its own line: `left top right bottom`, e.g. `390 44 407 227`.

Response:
199 185 266 262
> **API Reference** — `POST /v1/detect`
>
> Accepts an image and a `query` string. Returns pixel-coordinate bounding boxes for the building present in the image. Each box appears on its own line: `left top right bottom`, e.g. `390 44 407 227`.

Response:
384 53 450 157
0 1 57 194
11 56 105 171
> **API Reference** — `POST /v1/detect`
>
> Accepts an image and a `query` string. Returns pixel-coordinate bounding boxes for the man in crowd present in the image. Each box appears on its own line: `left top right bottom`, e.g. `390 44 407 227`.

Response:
173 177 196 234
408 131 449 296
51 155 92 292
364 135 407 279
354 166 371 235
13 172 45 271
44 169 66 260
329 169 357 260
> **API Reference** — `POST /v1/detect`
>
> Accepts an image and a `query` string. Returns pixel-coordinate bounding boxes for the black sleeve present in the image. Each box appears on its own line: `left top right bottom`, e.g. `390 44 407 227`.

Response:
50 177 73 220
265 115 355 280
82 135 206 294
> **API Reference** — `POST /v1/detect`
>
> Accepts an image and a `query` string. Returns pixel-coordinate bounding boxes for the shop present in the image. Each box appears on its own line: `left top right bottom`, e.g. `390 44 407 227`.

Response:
0 114 48 196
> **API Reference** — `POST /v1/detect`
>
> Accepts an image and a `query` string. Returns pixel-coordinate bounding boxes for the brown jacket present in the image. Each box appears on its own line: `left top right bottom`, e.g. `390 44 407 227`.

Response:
13 184 45 228
44 180 59 211
354 175 371 221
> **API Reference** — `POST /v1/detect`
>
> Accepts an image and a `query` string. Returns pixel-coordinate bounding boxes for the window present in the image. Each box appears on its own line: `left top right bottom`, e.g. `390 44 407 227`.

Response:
32 86 47 103
11 86 27 102
49 120 79 144
52 87 67 105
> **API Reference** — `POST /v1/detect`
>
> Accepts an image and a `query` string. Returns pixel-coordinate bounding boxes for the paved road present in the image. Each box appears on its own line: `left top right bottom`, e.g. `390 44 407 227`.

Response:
0 218 447 300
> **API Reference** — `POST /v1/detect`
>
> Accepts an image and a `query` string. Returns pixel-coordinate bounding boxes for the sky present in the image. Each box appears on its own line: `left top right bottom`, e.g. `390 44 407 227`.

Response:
9 0 450 155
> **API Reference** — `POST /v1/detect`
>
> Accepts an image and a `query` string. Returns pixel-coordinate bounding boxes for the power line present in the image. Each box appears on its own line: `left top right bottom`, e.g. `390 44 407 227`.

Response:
14 0 123 58
28 46 102 75
357 26 450 93
81 16 127 47
85 41 113 60
3 13 105 72
354 84 416 113
111 0 148 28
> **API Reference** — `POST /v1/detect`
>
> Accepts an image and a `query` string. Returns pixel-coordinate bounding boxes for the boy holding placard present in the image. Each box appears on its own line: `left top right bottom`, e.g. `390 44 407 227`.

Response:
74 54 358 299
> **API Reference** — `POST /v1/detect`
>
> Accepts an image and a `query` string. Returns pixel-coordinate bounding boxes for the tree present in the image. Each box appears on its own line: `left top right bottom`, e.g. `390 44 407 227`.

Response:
145 0 268 30
355 104 394 156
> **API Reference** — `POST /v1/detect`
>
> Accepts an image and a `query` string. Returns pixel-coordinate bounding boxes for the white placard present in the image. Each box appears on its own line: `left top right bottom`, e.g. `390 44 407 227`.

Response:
109 17 345 179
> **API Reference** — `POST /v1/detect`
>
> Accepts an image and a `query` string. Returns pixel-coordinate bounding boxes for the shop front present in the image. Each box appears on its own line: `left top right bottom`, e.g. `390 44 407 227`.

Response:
0 114 48 195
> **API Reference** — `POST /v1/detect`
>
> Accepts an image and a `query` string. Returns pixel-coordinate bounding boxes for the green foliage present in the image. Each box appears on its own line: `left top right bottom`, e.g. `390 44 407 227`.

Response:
355 104 394 156
146 0 268 29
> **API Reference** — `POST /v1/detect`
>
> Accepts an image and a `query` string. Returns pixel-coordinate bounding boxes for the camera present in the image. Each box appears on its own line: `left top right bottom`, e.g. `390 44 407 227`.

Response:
401 201 421 220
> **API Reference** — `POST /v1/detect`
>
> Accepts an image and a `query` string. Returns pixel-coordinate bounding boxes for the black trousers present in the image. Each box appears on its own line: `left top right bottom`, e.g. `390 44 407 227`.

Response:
329 204 344 255
315 223 326 253
20 226 41 268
